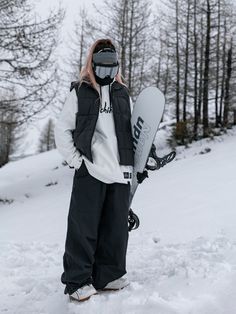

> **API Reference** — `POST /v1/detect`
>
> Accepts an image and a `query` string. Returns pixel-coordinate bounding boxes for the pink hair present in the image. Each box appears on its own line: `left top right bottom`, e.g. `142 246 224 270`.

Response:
79 38 127 94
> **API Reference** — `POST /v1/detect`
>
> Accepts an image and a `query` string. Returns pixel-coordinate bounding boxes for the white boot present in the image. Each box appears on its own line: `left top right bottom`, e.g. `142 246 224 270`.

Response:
101 275 130 291
69 284 98 302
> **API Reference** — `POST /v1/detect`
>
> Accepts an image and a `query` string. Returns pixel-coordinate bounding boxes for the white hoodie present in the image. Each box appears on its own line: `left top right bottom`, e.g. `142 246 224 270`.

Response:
54 79 134 184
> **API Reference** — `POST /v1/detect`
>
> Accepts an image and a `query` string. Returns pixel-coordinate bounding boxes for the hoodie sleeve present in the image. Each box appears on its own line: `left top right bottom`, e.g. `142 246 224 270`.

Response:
54 89 83 169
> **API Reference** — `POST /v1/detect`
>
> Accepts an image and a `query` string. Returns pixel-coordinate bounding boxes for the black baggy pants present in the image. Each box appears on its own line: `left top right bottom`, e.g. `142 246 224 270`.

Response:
61 160 131 295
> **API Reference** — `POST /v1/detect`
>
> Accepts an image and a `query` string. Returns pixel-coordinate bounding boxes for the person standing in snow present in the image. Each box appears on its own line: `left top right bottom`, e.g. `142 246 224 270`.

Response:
54 38 135 302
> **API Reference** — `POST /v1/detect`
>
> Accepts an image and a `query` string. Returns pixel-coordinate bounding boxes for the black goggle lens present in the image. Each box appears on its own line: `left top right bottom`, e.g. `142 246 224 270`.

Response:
93 64 119 79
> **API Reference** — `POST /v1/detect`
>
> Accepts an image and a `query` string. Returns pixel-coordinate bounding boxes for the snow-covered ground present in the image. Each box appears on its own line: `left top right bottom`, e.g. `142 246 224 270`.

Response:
0 128 236 314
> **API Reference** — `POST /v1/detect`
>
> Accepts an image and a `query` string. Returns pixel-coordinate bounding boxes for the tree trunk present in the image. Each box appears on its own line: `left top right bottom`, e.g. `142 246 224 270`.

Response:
223 40 232 127
183 0 190 122
198 15 204 124
175 0 180 123
214 0 221 127
120 0 129 78
202 0 211 137
219 17 227 125
193 0 198 139
128 0 134 92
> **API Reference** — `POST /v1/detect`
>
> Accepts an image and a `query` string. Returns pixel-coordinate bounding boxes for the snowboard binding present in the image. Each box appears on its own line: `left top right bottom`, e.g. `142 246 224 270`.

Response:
146 145 176 171
128 208 140 232
128 146 176 232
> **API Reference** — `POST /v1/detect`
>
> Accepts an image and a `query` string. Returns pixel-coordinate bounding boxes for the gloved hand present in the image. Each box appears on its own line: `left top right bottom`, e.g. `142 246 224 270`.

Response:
136 169 148 183
136 143 156 184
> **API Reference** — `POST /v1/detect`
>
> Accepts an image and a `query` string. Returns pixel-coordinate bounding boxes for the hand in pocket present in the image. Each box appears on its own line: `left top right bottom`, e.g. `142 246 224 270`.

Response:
75 160 89 177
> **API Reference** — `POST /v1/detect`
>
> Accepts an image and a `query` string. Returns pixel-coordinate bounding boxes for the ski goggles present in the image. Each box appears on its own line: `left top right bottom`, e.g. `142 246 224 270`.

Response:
93 64 119 79
92 49 119 78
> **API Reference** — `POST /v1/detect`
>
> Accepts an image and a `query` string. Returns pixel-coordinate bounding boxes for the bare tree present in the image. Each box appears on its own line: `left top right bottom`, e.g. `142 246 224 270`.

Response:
38 118 56 153
94 0 153 98
223 38 232 126
0 0 64 126
154 0 236 142
175 0 181 123
0 90 23 166
193 0 199 138
65 6 95 81
202 0 211 137
182 0 191 122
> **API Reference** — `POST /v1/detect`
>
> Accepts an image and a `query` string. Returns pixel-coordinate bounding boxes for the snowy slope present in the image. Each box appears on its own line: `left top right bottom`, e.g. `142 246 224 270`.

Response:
0 128 236 314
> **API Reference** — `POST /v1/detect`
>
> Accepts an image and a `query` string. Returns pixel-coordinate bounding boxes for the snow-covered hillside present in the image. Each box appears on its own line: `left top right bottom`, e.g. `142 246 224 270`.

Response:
0 129 236 314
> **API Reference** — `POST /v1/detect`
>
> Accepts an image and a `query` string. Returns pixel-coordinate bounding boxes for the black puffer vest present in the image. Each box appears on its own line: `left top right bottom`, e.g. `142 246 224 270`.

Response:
70 80 134 166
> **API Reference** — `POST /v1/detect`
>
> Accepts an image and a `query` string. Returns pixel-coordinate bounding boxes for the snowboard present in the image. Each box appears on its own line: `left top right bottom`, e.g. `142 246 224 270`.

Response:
129 87 165 209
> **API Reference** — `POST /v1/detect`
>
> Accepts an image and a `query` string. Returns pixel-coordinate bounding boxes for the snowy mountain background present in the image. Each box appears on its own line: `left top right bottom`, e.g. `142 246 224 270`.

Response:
1 127 236 313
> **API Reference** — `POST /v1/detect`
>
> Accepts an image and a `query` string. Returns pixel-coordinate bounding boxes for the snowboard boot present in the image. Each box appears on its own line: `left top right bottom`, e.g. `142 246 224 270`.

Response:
69 284 98 302
100 275 130 291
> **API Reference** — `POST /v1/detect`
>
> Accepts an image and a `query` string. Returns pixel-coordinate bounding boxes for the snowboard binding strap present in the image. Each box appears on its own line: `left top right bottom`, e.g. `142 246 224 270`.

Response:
128 208 140 232
146 149 176 171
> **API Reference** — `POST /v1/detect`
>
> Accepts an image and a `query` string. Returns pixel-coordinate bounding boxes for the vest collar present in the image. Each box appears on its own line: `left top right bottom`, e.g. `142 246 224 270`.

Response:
83 79 123 95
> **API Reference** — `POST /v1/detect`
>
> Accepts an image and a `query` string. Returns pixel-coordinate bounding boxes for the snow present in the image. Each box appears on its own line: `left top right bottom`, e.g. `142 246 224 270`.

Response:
1 128 236 313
